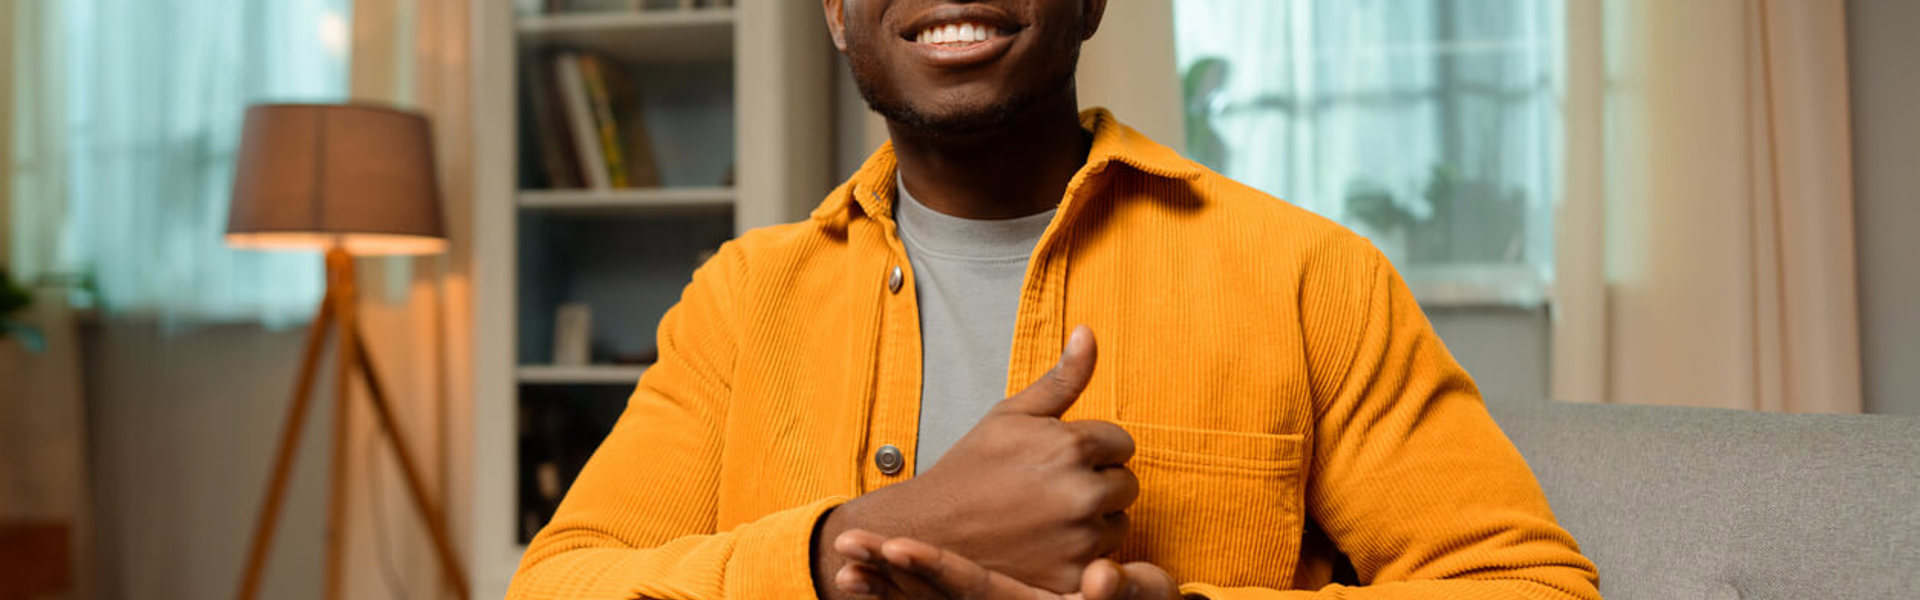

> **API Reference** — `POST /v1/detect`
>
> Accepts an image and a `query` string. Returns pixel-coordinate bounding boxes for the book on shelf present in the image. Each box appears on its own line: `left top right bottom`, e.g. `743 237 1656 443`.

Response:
529 52 663 190
552 53 612 190
579 54 665 189
522 56 584 189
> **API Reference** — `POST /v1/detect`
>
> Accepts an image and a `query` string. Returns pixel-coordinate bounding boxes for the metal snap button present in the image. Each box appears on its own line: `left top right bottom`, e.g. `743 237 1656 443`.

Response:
874 444 905 475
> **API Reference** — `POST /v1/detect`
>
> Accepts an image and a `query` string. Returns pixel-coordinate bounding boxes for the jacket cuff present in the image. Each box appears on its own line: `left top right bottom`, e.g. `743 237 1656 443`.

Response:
725 495 850 598
1179 582 1317 599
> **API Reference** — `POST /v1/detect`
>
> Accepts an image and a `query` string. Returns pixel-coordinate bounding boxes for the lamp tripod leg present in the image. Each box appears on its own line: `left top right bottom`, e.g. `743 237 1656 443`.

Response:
323 248 356 600
352 327 472 600
234 292 335 600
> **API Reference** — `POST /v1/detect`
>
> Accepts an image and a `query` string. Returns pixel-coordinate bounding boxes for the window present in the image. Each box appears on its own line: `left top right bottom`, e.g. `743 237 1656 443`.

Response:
11 0 352 326
1174 0 1564 305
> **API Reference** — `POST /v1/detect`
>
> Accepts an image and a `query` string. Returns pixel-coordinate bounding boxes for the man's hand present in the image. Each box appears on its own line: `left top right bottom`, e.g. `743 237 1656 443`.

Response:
830 529 1180 600
814 326 1139 595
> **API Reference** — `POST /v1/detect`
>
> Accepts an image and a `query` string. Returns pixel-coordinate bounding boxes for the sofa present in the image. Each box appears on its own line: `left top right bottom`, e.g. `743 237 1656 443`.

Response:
1485 400 1920 599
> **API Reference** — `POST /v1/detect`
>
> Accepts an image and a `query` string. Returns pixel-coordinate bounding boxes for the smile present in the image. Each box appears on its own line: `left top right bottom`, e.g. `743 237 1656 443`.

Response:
913 22 1009 47
903 21 1021 68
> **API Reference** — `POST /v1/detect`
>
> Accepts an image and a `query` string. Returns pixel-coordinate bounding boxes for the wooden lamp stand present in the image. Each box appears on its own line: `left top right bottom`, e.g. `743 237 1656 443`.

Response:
234 247 470 600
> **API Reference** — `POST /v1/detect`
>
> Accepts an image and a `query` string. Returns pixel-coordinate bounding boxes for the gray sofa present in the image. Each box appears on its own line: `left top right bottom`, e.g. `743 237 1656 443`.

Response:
1486 400 1920 599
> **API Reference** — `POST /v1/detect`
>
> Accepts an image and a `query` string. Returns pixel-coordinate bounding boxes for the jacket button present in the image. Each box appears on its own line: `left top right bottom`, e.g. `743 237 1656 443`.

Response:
874 444 905 475
887 266 904 294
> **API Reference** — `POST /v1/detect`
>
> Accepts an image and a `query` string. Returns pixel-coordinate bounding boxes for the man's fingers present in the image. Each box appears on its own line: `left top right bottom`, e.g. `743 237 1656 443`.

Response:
1118 562 1178 599
1093 467 1140 515
834 562 889 597
1061 420 1134 467
1076 559 1127 600
1095 509 1131 557
834 529 889 564
1076 560 1176 600
1002 325 1098 418
878 536 1048 599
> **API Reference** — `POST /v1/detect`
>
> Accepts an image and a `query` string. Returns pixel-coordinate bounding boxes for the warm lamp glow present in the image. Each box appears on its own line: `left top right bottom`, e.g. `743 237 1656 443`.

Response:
225 232 448 255
226 103 446 256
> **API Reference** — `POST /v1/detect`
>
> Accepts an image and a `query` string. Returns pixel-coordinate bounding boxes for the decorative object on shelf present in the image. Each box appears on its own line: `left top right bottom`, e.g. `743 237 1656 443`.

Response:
614 348 660 365
225 103 470 600
552 302 594 366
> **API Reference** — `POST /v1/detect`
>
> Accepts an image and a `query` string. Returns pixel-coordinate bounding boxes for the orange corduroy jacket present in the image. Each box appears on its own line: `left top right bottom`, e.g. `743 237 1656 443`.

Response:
509 110 1600 600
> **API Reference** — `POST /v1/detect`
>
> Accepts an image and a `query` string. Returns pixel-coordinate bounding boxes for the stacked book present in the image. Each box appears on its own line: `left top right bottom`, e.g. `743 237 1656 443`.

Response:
521 52 663 190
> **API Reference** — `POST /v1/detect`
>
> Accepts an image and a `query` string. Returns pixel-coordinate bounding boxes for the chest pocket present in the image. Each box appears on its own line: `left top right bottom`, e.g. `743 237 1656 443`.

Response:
1111 420 1306 588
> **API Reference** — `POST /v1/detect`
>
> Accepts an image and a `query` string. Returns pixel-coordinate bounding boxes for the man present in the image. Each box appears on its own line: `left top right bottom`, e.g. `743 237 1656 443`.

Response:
509 0 1601 598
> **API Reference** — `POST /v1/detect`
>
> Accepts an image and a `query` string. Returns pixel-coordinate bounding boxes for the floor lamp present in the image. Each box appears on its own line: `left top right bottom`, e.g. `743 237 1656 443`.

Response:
225 104 469 600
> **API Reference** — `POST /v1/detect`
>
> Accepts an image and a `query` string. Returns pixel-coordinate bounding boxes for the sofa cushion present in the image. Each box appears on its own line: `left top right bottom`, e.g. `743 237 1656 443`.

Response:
1485 400 1920 599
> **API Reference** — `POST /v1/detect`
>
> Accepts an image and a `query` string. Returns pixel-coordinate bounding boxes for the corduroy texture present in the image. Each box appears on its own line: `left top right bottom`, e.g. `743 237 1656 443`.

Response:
508 110 1600 599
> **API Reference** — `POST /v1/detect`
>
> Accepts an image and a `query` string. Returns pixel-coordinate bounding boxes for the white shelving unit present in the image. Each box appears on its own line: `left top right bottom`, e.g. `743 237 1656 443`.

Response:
469 2 833 597
518 187 735 214
515 364 651 386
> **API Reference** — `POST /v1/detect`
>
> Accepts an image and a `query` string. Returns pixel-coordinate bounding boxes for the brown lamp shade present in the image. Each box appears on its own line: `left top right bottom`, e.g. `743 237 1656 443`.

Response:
227 103 447 255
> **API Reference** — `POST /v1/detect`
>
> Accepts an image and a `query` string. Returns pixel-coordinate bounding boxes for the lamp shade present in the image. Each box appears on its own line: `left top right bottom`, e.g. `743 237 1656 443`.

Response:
226 103 446 255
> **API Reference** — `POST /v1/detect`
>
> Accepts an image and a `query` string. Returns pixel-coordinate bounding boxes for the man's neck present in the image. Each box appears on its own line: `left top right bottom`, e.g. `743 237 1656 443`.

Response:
887 94 1092 221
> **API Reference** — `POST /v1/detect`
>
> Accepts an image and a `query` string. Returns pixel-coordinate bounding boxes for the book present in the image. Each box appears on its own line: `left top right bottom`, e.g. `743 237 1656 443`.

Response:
553 53 613 189
522 56 584 188
578 54 663 188
575 54 634 188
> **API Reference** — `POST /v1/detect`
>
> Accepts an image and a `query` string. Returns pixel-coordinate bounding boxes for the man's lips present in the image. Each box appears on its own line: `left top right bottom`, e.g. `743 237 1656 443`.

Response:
905 30 1019 69
897 5 1025 69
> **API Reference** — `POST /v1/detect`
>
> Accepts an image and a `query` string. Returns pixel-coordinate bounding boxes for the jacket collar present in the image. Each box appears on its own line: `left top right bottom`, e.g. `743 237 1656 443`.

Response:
811 108 1205 224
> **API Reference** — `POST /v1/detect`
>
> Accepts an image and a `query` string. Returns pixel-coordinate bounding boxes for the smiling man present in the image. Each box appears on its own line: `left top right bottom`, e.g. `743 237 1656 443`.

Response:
507 1 1600 599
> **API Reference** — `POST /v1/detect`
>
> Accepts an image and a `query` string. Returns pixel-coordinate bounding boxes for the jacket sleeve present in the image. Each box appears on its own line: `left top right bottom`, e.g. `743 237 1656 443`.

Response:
508 242 846 600
1182 244 1599 600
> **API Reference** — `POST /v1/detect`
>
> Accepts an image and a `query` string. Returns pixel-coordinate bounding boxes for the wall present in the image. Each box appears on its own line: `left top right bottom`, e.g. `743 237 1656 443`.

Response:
1429 307 1551 402
1846 0 1920 416
82 321 328 600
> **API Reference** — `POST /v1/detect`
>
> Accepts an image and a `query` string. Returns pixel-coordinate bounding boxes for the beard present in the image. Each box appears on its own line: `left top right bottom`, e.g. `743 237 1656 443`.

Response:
844 36 1081 138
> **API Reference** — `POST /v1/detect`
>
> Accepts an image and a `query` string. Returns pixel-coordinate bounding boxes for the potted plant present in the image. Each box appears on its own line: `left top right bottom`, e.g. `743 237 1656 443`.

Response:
0 268 45 353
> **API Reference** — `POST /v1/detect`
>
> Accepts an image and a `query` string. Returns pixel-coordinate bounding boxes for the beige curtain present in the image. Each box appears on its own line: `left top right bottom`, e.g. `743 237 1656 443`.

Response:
340 0 474 597
1555 0 1861 413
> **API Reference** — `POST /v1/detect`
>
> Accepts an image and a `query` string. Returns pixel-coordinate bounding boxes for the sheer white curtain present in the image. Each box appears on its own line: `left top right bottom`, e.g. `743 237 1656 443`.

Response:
18 0 351 327
1174 0 1564 305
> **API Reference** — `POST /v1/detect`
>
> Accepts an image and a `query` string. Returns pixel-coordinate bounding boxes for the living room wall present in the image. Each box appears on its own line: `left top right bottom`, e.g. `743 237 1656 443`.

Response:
1846 0 1920 416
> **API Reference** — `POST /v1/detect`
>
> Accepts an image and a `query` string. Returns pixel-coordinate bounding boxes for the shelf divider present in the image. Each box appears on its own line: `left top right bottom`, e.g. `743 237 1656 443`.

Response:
518 8 736 64
517 364 651 386
518 187 734 215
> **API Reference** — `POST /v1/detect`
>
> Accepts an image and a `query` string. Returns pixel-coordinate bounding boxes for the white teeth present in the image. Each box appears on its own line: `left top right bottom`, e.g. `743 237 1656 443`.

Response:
919 22 996 45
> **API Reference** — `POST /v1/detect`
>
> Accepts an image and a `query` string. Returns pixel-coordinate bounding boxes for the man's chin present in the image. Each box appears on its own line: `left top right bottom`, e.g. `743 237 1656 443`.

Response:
871 99 1029 139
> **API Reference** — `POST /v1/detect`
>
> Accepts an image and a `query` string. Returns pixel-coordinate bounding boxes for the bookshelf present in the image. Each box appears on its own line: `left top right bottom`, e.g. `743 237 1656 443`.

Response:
518 8 736 63
519 187 735 214
470 1 833 596
515 364 651 385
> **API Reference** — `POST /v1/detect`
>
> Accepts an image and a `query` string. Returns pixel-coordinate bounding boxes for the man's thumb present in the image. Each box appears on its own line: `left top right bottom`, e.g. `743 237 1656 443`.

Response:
1005 325 1097 418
